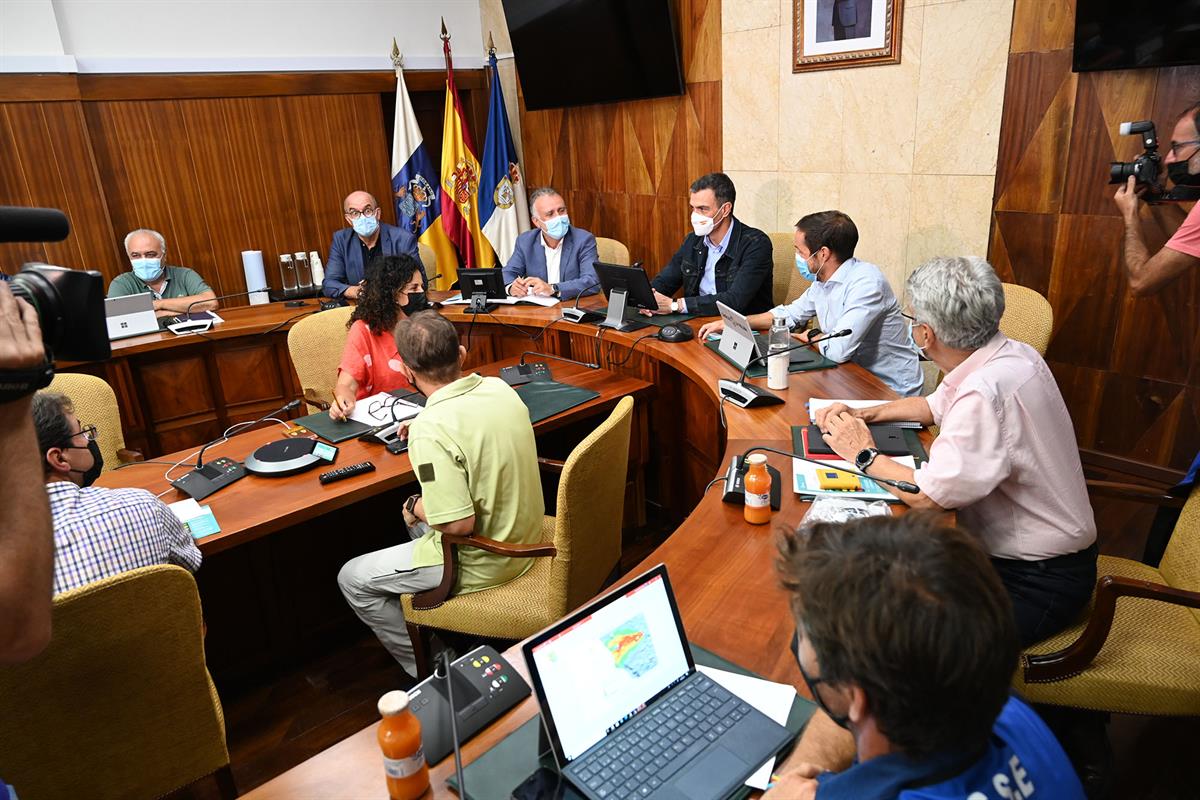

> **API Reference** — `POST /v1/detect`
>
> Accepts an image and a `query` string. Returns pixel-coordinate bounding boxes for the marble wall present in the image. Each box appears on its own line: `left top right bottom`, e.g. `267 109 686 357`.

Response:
722 0 1014 291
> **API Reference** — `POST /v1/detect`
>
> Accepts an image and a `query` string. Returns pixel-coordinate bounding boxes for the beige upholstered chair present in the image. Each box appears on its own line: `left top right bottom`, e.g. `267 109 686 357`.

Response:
768 231 809 307
0 565 235 799
595 237 631 266
287 306 354 412
1014 484 1200 715
402 396 635 676
999 283 1053 356
418 242 437 277
47 372 139 471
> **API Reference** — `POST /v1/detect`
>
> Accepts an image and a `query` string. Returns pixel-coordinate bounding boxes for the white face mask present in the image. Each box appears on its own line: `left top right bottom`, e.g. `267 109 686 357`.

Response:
691 210 716 237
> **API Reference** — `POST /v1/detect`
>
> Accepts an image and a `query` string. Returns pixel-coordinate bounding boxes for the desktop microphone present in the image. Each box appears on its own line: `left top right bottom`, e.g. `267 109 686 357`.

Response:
441 650 467 799
168 286 271 335
560 277 603 324
194 398 301 467
719 444 919 506
717 330 851 409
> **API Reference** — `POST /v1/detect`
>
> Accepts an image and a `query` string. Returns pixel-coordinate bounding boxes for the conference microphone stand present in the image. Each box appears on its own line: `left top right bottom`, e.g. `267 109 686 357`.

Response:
560 276 604 324
720 443 919 506
716 329 851 409
167 286 271 335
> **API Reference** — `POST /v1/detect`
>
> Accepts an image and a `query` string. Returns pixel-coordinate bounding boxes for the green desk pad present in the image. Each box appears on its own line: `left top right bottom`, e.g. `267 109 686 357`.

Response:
792 425 929 467
514 380 602 424
447 643 815 800
292 411 374 443
704 339 837 378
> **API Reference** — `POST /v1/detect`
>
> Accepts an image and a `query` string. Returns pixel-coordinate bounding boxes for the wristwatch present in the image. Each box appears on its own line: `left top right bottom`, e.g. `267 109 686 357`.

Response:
404 494 421 518
552 284 561 298
670 300 679 313
855 447 880 472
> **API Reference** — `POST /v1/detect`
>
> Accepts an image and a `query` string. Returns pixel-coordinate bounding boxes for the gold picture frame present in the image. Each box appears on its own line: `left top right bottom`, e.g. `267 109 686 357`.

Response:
793 0 904 73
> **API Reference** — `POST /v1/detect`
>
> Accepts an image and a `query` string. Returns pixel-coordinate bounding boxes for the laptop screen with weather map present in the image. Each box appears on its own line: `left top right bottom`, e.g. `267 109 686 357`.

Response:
528 570 692 762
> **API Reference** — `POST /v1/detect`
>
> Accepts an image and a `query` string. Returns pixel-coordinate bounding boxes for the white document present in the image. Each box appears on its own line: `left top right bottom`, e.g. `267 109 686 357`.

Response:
806 397 922 429
793 455 916 502
347 392 422 426
441 293 560 308
696 665 797 790
168 498 204 522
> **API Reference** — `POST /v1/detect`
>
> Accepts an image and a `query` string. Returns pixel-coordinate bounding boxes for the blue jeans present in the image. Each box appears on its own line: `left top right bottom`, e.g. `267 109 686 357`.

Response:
991 544 1098 647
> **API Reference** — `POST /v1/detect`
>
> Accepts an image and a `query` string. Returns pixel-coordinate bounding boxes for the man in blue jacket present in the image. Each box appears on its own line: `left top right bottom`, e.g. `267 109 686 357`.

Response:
765 514 1085 800
502 187 600 300
648 172 774 317
323 190 422 300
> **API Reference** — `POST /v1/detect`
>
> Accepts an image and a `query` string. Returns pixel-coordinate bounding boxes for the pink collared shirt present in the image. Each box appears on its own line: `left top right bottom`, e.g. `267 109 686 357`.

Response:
914 333 1096 560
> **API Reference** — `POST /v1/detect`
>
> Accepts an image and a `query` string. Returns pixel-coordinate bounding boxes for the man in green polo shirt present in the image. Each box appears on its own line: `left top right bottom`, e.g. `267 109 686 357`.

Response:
337 311 543 678
107 228 218 320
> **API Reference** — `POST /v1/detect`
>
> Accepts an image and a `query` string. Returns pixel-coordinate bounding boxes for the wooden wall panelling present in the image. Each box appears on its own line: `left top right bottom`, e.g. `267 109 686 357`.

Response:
990 0 1200 471
0 101 122 277
519 0 720 277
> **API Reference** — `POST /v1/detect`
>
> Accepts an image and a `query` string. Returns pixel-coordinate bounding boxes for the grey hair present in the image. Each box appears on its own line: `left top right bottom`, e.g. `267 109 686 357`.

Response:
528 187 563 220
124 228 167 256
905 256 1005 351
32 391 75 472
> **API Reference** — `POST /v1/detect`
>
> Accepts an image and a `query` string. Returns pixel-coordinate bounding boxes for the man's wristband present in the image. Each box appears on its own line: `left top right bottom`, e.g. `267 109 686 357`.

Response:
0 362 54 404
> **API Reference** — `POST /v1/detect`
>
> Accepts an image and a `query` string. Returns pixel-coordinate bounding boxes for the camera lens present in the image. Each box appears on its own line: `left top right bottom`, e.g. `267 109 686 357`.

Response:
1110 162 1136 184
10 266 110 362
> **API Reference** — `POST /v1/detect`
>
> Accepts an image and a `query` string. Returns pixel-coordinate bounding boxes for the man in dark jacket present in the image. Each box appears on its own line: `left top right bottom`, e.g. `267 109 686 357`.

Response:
648 172 774 317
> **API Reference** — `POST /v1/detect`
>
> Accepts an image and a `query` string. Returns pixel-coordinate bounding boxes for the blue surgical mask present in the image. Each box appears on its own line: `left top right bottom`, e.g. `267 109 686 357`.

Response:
907 319 926 356
544 215 570 241
352 214 379 238
131 258 163 282
795 253 818 283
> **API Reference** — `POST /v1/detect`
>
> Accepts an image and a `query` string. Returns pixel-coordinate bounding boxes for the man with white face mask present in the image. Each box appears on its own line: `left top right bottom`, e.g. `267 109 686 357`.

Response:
107 228 218 319
501 187 599 299
323 190 423 301
649 172 774 316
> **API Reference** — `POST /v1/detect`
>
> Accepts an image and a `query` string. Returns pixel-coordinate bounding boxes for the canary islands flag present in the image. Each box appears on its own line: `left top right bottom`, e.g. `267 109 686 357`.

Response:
479 51 528 264
392 60 457 290
439 34 495 276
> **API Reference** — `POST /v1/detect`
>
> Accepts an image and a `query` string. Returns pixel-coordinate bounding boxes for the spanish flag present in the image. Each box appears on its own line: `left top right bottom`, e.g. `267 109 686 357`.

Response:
439 26 495 282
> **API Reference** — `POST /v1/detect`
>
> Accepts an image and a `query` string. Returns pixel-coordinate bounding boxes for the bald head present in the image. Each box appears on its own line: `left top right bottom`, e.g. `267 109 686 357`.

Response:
343 191 378 214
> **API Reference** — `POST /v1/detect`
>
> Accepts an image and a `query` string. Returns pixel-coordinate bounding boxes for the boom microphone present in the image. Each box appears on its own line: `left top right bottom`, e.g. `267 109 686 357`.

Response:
0 207 70 243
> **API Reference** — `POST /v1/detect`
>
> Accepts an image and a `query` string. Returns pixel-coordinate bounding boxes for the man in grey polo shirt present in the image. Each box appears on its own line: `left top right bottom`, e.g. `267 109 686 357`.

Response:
107 228 218 320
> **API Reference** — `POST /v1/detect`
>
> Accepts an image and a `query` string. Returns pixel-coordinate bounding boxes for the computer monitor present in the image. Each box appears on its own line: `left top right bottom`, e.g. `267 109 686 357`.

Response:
457 268 507 313
592 261 654 332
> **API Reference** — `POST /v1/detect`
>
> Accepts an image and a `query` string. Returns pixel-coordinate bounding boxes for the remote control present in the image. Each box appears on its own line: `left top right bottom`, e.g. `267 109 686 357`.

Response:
319 461 376 485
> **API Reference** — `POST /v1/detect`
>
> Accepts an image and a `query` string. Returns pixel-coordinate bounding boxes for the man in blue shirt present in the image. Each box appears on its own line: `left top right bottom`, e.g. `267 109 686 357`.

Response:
323 190 422 300
765 514 1084 800
700 210 922 396
502 187 600 300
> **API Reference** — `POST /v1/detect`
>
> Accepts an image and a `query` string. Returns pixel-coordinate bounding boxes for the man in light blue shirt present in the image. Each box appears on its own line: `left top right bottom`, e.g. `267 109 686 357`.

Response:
700 210 922 396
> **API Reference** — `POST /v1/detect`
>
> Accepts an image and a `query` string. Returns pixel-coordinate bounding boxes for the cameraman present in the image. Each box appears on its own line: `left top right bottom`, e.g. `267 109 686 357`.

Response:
1114 100 1200 295
0 282 54 662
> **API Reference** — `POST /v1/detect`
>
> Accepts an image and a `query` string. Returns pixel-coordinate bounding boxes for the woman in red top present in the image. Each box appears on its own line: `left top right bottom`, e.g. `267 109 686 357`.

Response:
330 255 427 420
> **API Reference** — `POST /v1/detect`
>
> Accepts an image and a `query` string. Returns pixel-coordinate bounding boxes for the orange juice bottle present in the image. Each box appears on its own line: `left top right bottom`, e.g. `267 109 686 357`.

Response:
743 454 772 525
377 690 430 800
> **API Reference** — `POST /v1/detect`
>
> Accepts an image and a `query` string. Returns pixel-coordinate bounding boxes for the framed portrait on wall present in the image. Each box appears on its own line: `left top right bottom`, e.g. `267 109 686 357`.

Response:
793 0 903 72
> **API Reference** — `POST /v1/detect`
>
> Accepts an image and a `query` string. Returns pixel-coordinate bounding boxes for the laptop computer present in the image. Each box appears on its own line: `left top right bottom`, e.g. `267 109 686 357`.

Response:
523 565 793 800
105 292 160 340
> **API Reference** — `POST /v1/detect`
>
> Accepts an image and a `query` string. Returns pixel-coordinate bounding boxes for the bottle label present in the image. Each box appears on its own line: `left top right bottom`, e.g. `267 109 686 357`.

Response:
745 490 770 508
383 747 426 779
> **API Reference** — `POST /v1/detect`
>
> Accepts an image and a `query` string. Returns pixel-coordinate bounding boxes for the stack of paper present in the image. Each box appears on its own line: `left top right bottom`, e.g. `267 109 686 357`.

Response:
168 498 221 539
348 392 422 427
806 397 922 429
793 456 916 502
441 293 560 308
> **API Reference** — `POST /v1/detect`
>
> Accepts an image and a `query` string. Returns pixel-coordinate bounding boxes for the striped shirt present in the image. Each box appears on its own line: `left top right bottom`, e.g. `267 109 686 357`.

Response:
46 480 202 595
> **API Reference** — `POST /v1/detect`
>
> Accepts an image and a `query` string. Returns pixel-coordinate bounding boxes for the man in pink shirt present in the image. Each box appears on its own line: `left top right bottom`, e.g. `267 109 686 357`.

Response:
1113 99 1200 296
817 256 1098 647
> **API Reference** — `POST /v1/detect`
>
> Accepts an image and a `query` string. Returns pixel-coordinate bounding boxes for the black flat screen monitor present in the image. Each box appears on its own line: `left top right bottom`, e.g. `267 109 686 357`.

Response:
593 262 658 312
457 268 507 300
501 0 685 110
1073 0 1200 72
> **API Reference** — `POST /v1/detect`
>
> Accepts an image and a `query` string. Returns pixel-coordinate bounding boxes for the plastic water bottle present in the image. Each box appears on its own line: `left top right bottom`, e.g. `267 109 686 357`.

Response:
278 254 298 296
309 251 325 286
294 251 312 291
767 314 790 390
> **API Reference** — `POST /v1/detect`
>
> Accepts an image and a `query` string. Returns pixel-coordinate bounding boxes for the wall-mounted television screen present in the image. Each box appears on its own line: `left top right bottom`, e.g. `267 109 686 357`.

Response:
1073 0 1200 72
502 0 685 110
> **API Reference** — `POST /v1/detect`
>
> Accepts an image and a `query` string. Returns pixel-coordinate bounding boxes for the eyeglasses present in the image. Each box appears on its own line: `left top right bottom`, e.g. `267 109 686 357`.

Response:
344 206 377 220
366 397 409 424
1170 140 1200 158
77 423 98 442
900 311 918 323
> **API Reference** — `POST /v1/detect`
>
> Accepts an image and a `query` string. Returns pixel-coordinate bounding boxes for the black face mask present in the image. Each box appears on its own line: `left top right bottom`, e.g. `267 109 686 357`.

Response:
1168 159 1200 187
791 629 851 730
400 291 428 316
62 439 103 487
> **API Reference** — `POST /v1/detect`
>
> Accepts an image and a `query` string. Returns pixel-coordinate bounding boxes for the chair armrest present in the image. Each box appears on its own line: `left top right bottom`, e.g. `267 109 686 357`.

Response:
1086 479 1184 508
302 389 331 411
538 457 566 474
117 448 143 464
410 534 557 611
1022 575 1200 683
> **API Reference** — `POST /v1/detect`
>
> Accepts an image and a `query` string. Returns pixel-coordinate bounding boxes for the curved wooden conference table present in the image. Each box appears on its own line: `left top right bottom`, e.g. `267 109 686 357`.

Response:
244 294 934 799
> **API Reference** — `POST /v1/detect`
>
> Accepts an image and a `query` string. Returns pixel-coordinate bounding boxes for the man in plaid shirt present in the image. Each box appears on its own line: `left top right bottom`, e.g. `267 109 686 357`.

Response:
32 392 201 594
